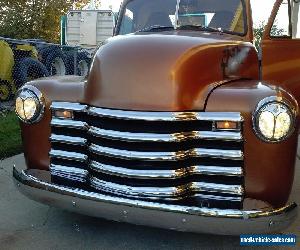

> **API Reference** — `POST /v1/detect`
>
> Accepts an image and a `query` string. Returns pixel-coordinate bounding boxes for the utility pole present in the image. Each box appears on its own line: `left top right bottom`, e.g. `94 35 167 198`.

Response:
291 0 300 37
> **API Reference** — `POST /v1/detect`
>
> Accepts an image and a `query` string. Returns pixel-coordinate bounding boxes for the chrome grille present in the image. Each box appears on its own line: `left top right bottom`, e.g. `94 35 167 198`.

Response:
49 102 244 209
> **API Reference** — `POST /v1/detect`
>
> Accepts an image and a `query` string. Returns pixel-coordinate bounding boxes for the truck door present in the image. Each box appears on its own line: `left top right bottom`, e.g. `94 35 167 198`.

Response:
80 11 98 46
261 0 300 100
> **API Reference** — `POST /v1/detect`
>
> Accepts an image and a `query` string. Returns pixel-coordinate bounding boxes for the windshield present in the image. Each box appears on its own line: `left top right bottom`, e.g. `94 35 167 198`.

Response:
118 0 247 36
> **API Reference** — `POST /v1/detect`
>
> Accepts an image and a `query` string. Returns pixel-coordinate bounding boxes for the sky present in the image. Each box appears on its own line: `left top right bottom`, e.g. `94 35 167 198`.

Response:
101 0 123 11
105 0 278 26
251 0 277 26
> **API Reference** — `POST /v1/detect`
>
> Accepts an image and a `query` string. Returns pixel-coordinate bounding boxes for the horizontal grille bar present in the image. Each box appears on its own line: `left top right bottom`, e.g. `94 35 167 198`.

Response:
89 144 244 161
51 102 88 112
89 107 243 122
90 177 244 199
50 134 87 146
188 194 241 202
51 118 88 130
50 102 243 122
50 149 88 163
50 164 89 183
90 161 243 179
89 126 242 142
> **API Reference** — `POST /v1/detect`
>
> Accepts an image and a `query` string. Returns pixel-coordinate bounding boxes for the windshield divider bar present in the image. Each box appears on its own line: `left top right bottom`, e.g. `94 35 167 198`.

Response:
175 0 181 30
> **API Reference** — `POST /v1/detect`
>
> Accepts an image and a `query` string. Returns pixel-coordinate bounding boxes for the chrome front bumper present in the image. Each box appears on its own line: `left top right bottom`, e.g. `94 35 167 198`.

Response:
13 167 298 235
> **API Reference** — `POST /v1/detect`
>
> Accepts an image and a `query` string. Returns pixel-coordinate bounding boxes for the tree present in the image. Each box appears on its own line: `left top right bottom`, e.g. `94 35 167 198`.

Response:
253 21 285 50
0 0 100 43
253 22 265 51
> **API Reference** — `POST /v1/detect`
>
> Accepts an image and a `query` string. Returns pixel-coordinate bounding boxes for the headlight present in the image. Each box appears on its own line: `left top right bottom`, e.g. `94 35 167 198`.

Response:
253 97 295 142
15 86 45 124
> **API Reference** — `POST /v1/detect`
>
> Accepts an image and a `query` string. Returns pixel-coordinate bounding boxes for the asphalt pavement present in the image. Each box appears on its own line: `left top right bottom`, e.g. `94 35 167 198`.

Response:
0 148 299 250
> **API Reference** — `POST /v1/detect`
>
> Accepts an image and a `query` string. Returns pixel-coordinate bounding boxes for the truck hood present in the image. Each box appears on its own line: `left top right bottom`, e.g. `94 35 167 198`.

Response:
85 31 258 111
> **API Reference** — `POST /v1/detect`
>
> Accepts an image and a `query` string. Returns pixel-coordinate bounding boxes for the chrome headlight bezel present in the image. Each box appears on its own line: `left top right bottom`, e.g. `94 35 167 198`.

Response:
15 85 45 124
252 96 296 143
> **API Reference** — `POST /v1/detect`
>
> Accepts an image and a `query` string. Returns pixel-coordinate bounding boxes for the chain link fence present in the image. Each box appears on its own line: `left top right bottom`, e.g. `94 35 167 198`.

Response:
0 37 93 112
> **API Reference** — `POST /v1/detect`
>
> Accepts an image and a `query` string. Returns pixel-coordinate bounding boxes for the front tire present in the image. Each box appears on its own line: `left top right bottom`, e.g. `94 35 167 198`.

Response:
40 47 68 76
66 51 91 77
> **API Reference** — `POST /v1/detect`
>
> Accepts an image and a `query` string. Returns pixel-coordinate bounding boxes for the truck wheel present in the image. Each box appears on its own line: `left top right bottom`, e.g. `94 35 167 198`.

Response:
66 51 91 77
13 57 50 88
78 52 91 77
44 49 68 76
38 46 57 62
0 80 13 102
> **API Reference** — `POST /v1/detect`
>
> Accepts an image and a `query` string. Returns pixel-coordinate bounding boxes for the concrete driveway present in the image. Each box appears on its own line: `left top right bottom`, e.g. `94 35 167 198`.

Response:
0 151 299 250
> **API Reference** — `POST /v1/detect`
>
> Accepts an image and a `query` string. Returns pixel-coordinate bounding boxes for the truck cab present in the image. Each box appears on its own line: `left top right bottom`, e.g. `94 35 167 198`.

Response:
13 0 299 235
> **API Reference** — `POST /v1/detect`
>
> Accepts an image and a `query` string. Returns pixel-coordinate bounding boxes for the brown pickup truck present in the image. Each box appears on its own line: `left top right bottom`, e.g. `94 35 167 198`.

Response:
13 0 299 235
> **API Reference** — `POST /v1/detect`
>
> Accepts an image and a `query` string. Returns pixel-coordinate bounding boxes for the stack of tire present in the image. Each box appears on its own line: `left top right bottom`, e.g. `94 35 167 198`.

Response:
36 45 91 77
0 41 50 102
13 45 50 90
38 46 69 76
65 49 91 77
0 40 92 102
22 39 69 77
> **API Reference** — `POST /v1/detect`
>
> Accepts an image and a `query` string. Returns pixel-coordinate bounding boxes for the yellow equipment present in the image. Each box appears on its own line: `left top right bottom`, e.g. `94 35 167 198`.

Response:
0 40 14 83
0 40 40 102
0 40 14 102
16 44 39 59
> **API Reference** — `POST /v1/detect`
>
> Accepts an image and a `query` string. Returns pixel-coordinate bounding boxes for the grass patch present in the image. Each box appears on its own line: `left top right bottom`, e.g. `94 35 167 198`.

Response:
0 112 22 159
